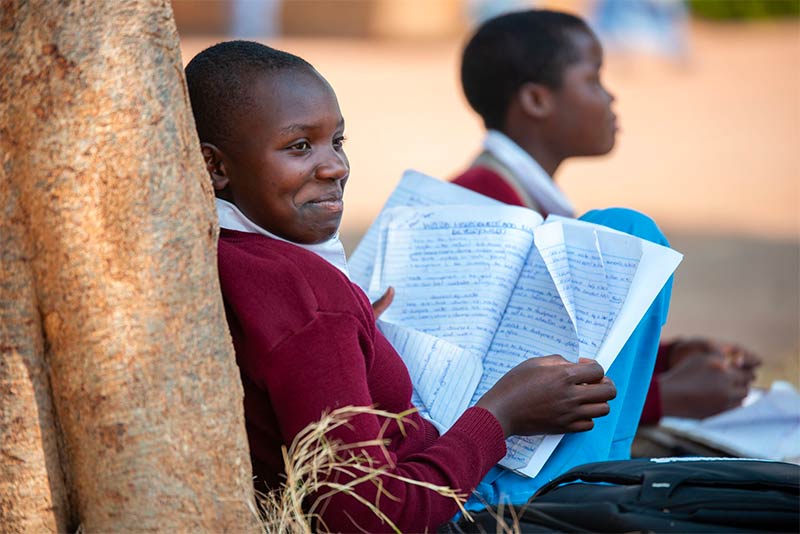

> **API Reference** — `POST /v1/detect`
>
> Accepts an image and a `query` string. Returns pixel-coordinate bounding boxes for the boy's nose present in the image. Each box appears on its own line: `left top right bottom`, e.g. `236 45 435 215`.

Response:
314 150 349 181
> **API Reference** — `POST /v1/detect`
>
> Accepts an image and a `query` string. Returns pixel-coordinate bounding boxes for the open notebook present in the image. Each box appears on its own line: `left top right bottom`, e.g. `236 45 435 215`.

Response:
660 382 800 463
350 170 682 477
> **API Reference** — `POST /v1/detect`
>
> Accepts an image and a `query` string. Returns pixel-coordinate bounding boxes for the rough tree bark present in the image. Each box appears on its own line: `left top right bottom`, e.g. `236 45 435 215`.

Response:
1 0 258 530
0 187 71 532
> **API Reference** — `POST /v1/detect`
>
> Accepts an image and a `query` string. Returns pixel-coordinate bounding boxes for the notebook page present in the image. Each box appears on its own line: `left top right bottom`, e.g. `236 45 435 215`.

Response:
501 434 559 475
469 247 579 407
472 244 575 476
369 205 539 356
661 382 800 461
377 320 483 432
532 224 577 328
483 223 649 477
550 217 683 371
559 223 619 359
410 388 432 424
348 169 510 293
594 229 642 344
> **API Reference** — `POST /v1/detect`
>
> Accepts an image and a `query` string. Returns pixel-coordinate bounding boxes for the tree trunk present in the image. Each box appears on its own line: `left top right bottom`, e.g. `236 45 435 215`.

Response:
0 180 71 533
0 0 258 530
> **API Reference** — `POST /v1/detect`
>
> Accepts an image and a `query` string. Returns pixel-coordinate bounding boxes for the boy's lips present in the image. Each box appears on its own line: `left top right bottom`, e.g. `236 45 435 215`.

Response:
306 194 344 212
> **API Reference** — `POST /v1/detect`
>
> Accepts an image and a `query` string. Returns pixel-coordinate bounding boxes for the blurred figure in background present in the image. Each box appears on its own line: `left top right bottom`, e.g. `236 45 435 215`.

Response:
590 0 689 60
231 0 279 38
452 9 761 431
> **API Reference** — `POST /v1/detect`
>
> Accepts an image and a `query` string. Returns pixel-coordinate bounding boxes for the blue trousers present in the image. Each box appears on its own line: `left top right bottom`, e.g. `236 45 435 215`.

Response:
465 208 674 510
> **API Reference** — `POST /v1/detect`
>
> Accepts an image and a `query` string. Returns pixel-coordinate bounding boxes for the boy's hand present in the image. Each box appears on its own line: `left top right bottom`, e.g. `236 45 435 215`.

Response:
720 341 761 374
660 348 755 419
666 338 761 373
476 355 616 438
660 338 761 419
371 286 394 319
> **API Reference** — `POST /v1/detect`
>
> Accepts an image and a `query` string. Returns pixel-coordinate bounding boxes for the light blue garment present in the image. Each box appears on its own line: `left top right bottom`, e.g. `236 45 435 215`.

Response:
590 0 689 59
465 207 673 510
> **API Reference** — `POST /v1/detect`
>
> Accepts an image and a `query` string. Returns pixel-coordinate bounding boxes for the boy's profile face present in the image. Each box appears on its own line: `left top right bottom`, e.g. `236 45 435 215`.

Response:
215 68 349 244
547 30 617 157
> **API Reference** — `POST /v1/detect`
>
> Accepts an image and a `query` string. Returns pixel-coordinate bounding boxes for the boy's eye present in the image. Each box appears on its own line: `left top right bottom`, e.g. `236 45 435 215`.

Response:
288 141 311 151
333 135 346 149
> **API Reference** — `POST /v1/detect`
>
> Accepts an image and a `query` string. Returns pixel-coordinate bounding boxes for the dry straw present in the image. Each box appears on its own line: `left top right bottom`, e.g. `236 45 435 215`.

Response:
256 405 473 533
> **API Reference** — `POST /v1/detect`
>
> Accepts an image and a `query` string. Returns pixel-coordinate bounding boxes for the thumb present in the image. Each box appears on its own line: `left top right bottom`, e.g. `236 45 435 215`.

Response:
371 286 395 318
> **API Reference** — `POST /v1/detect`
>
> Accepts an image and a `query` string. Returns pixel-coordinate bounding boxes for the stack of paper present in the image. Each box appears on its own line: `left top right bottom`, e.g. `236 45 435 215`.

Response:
351 170 683 477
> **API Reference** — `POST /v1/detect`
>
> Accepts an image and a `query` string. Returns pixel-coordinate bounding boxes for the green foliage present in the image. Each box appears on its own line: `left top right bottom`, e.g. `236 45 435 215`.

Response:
689 0 800 20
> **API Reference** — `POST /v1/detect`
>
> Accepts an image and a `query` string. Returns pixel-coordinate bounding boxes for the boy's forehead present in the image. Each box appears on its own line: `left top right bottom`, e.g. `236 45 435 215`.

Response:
248 68 331 104
565 29 603 63
251 66 325 91
242 68 341 127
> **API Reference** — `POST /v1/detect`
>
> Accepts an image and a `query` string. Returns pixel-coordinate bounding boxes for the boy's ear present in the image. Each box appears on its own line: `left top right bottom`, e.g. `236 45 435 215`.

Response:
517 82 554 120
200 142 229 191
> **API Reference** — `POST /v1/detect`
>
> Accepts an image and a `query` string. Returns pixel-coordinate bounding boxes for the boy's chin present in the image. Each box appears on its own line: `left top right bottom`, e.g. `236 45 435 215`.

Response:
591 140 616 156
297 228 339 245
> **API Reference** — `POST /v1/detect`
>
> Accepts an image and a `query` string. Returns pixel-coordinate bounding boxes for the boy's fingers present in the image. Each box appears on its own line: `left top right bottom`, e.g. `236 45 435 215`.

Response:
736 349 762 370
371 286 395 318
567 419 595 433
569 359 605 384
721 343 761 370
731 366 755 388
579 381 617 403
744 351 762 368
576 401 612 420
534 354 570 366
727 385 749 409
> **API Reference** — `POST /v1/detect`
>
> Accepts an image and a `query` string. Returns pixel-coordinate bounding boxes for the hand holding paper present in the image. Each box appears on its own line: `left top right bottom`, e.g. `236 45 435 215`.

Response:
475 355 616 437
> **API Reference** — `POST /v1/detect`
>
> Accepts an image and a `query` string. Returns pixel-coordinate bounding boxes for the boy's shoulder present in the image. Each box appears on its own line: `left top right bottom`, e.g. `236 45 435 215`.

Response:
452 164 527 207
217 228 371 319
219 227 324 267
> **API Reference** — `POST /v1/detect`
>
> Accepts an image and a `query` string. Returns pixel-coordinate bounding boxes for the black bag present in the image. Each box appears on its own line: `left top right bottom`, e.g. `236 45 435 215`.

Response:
458 458 800 533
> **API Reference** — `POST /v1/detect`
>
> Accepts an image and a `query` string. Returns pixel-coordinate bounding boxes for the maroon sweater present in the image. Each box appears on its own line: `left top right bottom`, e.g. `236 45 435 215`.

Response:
453 166 667 424
218 229 506 532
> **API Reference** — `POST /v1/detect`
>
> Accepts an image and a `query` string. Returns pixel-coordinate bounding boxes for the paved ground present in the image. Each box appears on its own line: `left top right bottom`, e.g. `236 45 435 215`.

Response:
182 19 800 386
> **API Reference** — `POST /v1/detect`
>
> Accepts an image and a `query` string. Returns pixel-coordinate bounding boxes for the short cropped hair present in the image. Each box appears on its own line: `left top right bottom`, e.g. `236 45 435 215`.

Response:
461 10 591 130
185 40 313 146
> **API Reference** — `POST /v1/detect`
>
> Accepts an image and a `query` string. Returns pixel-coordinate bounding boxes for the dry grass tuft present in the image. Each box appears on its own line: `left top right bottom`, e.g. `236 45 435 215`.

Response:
256 405 471 533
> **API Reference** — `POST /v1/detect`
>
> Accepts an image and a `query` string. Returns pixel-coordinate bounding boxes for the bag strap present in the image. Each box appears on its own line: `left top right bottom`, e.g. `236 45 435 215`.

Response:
532 468 641 500
533 460 800 502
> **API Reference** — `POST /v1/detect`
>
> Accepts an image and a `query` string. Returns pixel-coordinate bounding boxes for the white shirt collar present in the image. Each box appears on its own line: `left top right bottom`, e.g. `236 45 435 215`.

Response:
482 130 575 217
215 198 350 277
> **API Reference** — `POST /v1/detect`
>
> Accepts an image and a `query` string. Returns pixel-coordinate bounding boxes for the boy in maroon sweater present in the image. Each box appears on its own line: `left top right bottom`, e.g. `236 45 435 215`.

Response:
452 10 760 426
185 41 616 532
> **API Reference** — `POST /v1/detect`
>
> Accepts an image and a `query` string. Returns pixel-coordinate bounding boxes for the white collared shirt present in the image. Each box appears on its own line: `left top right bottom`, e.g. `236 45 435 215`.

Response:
215 197 350 277
482 130 576 217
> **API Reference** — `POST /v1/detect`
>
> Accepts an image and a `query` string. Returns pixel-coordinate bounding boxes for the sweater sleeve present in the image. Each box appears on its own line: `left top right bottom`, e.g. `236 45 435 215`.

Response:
260 312 506 533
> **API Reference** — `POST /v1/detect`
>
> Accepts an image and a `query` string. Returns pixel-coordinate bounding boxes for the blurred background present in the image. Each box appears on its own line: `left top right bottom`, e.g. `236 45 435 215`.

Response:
175 0 799 387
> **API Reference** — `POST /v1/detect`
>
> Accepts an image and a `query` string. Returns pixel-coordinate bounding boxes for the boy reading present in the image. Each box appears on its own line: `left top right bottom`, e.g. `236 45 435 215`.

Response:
185 40 616 532
453 10 759 430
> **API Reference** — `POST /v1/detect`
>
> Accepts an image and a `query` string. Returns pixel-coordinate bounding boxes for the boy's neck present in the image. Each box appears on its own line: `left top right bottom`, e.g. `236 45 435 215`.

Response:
500 128 562 179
